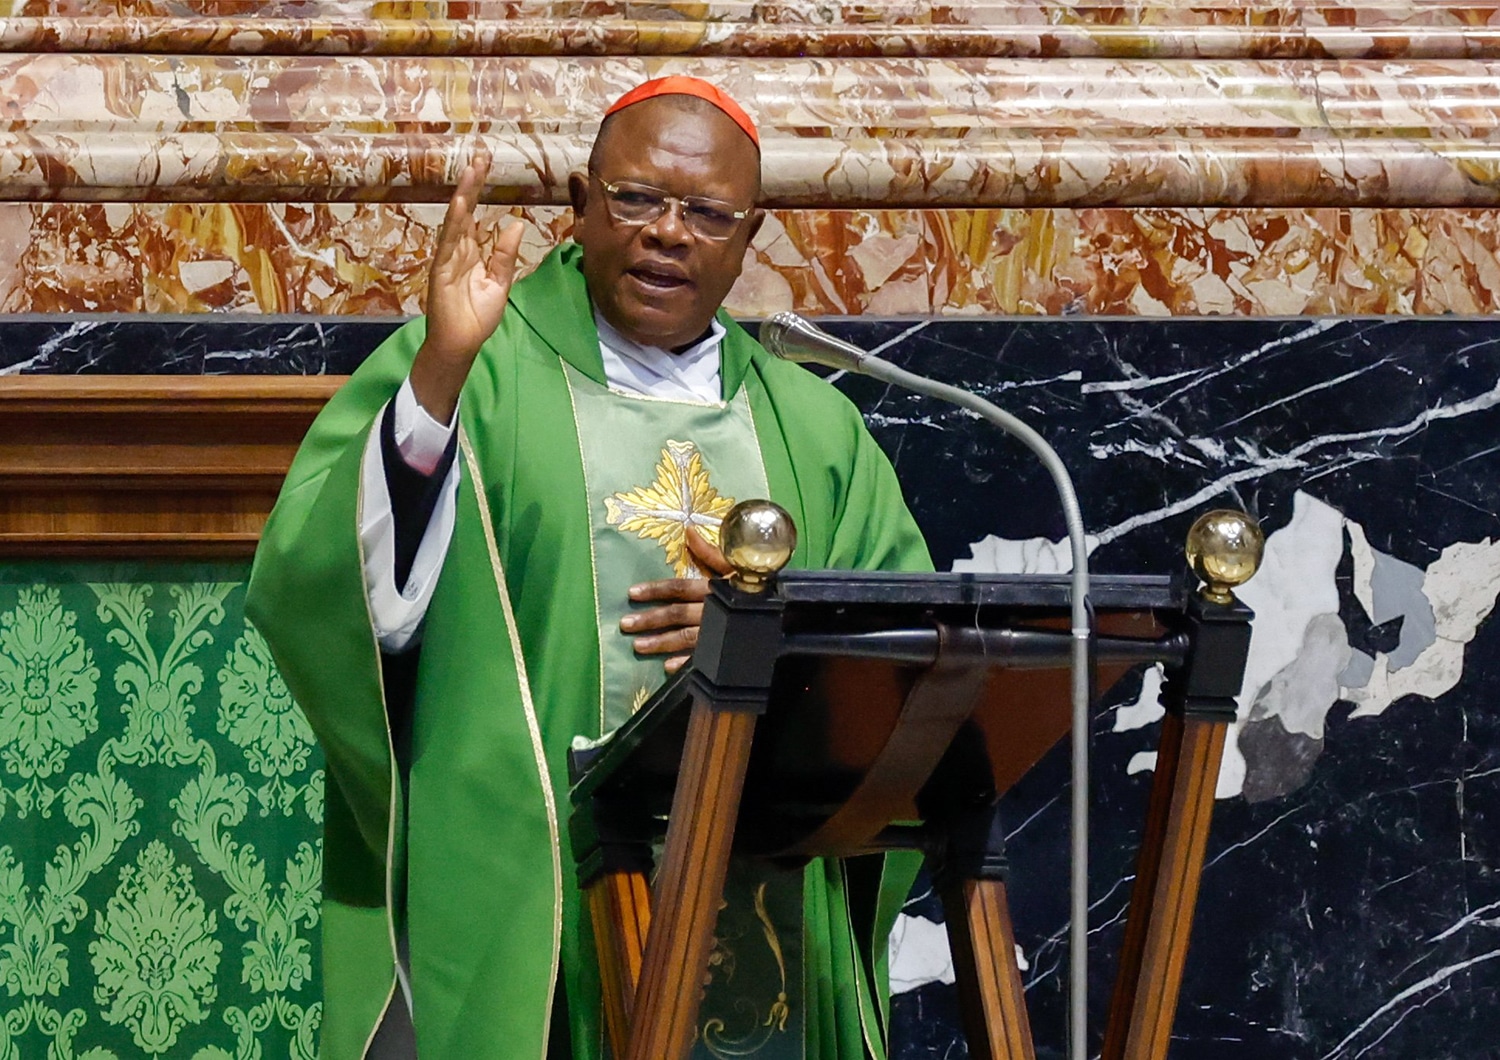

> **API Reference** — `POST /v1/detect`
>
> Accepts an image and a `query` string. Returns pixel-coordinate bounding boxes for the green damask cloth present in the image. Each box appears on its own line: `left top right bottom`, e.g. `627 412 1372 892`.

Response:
247 243 932 1060
0 565 325 1060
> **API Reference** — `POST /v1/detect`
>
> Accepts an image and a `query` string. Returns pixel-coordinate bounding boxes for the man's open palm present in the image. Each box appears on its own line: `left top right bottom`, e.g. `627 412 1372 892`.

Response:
412 154 525 423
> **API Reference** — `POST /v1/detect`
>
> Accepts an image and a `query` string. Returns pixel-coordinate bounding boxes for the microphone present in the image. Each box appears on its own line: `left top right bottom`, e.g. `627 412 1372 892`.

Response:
762 311 1095 1060
760 312 870 373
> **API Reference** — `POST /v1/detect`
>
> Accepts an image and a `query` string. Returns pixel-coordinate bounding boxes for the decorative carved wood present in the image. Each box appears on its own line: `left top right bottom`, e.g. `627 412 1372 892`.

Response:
0 376 341 557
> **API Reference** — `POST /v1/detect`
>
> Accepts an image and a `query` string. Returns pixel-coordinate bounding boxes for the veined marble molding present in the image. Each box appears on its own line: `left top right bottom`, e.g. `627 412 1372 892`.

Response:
3 203 1496 316
7 1 1500 23
5 14 1499 58
3 54 1500 206
9 54 1500 137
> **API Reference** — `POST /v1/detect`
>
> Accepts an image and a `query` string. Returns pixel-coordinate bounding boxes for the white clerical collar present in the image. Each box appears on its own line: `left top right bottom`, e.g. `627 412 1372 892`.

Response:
593 307 725 404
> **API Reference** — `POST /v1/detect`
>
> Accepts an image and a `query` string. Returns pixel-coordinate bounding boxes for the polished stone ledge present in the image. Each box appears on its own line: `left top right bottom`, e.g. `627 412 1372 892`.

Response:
4 15 1500 58
8 55 1500 136
5 205 1499 317
3 132 1498 208
6 53 1500 207
8 0 1500 24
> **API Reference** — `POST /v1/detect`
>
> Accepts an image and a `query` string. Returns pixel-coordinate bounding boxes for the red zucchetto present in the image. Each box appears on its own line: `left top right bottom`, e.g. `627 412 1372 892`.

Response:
603 76 760 149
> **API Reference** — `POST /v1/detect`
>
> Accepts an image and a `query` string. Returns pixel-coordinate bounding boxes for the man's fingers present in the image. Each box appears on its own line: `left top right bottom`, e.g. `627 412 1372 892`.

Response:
454 150 492 206
433 155 492 267
685 524 733 577
631 625 700 657
432 171 478 269
620 530 726 666
620 602 702 634
487 222 526 286
469 146 493 187
628 577 710 603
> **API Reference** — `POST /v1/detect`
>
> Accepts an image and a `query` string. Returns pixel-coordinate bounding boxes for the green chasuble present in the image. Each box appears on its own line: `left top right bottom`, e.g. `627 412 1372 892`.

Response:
246 243 932 1060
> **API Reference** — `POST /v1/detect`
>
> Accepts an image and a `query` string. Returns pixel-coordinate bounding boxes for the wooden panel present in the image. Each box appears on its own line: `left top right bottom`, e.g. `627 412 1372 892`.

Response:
0 376 341 557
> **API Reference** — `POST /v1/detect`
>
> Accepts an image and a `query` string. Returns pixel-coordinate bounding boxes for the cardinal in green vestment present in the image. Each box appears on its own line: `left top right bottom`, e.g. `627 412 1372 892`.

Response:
247 78 932 1060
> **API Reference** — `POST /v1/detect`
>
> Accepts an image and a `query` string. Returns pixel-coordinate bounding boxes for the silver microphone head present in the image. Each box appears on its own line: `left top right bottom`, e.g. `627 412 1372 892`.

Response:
761 312 869 373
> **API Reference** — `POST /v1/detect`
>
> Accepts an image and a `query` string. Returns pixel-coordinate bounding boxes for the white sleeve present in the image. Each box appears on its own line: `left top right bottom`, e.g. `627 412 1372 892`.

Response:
359 380 462 654
391 376 457 474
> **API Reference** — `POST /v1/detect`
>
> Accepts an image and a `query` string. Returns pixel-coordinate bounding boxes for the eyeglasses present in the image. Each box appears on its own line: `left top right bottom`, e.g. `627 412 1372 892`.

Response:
591 172 752 242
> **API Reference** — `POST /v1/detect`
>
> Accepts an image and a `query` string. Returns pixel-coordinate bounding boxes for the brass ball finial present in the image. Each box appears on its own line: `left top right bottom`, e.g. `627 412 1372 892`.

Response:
1185 509 1264 605
719 499 797 593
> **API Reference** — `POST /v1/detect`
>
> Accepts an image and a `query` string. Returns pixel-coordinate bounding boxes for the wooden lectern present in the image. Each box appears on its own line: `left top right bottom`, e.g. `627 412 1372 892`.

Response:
569 508 1257 1060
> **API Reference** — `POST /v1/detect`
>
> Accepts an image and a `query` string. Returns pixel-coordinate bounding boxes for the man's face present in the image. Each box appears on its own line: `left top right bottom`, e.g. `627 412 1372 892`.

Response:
569 99 764 351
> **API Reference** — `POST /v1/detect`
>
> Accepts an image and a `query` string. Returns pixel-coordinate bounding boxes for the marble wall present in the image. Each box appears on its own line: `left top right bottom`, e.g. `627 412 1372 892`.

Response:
6 204 1500 317
7 313 1500 1059
857 315 1500 1060
6 52 1500 211
4 2 1500 1058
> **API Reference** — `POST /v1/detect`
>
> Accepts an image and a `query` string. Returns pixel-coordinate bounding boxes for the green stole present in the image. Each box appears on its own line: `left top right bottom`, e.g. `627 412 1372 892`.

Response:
566 365 803 1058
566 364 769 728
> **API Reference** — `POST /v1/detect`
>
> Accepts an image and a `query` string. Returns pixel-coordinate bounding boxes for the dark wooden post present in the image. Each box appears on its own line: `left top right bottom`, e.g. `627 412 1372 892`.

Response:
622 581 784 1060
1102 595 1253 1060
935 805 1038 1060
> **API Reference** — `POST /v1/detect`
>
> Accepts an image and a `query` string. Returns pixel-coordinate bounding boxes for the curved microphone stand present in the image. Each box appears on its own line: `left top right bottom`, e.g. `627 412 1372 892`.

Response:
762 312 1092 1060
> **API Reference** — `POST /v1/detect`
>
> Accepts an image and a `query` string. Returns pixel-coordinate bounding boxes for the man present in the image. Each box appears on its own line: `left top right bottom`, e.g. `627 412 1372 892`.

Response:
247 77 931 1060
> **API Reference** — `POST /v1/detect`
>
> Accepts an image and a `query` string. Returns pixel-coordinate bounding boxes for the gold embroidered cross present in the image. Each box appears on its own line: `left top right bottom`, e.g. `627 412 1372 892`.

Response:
604 440 734 578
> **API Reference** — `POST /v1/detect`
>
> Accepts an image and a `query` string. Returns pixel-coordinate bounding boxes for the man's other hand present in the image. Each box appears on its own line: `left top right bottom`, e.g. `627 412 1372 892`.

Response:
410 151 526 426
622 526 734 674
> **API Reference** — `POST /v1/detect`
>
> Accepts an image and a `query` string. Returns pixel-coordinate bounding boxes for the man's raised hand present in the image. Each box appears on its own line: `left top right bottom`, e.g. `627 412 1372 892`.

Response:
410 154 526 426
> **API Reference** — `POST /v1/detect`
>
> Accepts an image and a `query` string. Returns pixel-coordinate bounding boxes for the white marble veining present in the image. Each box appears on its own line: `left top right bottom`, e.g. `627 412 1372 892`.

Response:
952 532 1099 575
888 914 957 995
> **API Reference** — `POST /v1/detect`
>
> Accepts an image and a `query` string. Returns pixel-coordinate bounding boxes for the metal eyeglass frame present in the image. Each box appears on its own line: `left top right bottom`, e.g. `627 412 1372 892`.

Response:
590 171 754 241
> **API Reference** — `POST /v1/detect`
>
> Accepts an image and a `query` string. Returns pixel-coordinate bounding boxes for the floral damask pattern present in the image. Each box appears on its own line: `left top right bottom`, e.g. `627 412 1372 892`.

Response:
217 627 316 817
94 583 232 769
0 567 322 1060
90 841 222 1055
0 587 100 807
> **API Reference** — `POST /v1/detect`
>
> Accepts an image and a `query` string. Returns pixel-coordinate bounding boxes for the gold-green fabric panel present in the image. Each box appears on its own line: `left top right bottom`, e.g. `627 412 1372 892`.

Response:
563 366 811 1060
564 364 771 733
0 563 323 1060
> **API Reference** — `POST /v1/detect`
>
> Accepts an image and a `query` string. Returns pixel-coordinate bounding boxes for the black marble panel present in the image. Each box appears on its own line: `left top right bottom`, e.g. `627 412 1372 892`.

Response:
831 318 1500 1060
827 318 1500 1060
5 315 1499 1060
0 317 397 375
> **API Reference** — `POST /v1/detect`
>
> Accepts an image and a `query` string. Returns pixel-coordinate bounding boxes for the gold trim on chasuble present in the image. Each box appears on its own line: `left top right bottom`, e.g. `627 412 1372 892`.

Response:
459 429 564 1057
562 366 805 1060
352 422 402 1059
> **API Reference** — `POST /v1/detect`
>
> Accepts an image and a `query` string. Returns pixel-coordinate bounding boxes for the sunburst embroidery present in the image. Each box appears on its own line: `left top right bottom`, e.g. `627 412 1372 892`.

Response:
604 440 735 578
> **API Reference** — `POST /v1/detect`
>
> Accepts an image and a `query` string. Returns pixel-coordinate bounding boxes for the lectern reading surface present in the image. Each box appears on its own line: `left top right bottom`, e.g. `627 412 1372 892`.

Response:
570 568 1253 1060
